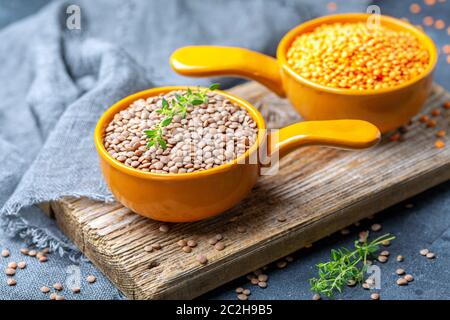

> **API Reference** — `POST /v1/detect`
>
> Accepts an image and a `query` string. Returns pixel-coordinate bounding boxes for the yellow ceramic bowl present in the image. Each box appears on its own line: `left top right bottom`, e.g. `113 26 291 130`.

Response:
170 14 438 133
95 86 380 222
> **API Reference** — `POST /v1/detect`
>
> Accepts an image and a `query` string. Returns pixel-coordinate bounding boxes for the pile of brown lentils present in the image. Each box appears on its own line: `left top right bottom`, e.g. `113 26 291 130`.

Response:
103 90 258 174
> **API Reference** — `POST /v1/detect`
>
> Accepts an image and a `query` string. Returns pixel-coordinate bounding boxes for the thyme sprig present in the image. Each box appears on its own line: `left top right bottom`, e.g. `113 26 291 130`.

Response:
144 83 220 149
309 233 395 298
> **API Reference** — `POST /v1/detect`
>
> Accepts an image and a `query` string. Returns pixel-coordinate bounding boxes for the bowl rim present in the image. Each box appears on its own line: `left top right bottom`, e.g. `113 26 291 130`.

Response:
276 13 438 96
94 86 266 181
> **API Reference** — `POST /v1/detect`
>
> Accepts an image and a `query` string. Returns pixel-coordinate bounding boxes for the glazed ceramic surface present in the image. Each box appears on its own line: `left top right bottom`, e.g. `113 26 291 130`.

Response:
95 87 380 222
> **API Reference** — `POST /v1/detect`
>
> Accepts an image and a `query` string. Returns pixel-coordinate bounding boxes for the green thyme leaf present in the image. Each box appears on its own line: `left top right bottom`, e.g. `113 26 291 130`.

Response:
209 83 220 90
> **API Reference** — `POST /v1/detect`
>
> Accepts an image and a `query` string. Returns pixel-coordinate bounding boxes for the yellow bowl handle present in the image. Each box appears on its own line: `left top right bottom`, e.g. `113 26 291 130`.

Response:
170 46 285 97
271 120 381 158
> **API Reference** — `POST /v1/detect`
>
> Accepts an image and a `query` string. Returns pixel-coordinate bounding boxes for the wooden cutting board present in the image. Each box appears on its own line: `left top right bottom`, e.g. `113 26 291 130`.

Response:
42 81 450 300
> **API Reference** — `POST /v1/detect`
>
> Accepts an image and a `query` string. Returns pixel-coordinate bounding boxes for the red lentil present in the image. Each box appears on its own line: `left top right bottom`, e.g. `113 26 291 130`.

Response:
435 139 445 148
410 3 421 13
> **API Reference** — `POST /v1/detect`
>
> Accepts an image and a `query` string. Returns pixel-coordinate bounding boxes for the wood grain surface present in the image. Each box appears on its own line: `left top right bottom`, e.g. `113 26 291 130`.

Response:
44 82 450 299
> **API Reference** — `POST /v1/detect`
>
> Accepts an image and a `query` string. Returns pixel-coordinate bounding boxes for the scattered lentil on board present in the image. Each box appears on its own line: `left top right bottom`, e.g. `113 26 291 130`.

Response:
1 249 10 257
380 250 390 257
6 278 17 286
187 240 197 248
19 248 29 255
312 293 321 300
235 287 243 294
182 246 192 253
377 255 388 263
397 278 408 286
258 281 268 289
242 289 251 296
7 262 17 269
159 224 169 233
396 255 404 262
196 255 208 265
87 275 97 283
286 22 430 90
237 294 248 301
103 90 258 174
214 242 225 251
420 248 429 256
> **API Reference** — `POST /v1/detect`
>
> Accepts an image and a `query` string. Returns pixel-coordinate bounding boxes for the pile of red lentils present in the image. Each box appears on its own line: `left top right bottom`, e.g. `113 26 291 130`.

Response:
287 22 430 90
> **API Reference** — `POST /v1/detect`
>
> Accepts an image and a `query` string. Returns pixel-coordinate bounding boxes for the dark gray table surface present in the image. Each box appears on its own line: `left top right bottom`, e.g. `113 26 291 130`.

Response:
1 0 449 300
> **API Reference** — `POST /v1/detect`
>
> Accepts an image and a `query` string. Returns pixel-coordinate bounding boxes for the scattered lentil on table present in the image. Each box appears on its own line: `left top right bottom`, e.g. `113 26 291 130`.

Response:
103 90 258 174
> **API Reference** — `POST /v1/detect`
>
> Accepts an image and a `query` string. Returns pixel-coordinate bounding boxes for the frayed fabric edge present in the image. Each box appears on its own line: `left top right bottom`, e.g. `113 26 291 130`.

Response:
0 193 115 264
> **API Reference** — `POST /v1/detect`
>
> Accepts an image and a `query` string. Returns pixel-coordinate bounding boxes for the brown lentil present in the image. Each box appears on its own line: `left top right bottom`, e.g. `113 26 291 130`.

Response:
7 262 17 269
276 216 287 222
397 278 408 286
380 250 390 257
258 274 268 282
237 225 247 233
39 256 48 263
312 293 321 300
396 255 404 262
258 281 268 288
396 268 405 275
55 295 65 301
177 239 187 247
72 287 81 293
250 277 259 285
359 231 369 243
182 246 192 253
420 248 429 256
1 249 10 257
103 90 258 174
381 239 391 246
144 245 153 253
242 289 251 296
426 252 436 259
53 283 63 291
87 275 97 283
404 274 414 282
7 278 17 286
187 240 197 248
196 254 208 265
5 268 15 276
235 287 244 294
276 260 287 269
159 224 169 233
41 286 50 293
340 228 350 235
49 293 57 300
151 243 162 250
370 293 380 300
347 279 356 287
371 223 382 232
19 248 29 255
214 242 225 251
285 256 294 262
237 294 248 301
286 22 430 90
377 255 388 263
28 250 37 257
362 283 370 290
17 262 26 269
